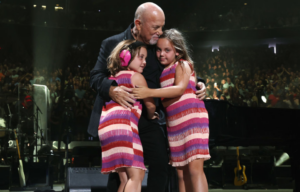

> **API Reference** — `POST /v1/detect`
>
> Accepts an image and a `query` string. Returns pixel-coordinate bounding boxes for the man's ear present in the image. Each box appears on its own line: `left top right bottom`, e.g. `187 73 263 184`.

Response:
134 19 142 31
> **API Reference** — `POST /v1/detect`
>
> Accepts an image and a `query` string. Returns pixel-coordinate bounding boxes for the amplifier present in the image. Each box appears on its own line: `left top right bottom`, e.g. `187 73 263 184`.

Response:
67 167 148 192
0 165 10 190
67 167 107 190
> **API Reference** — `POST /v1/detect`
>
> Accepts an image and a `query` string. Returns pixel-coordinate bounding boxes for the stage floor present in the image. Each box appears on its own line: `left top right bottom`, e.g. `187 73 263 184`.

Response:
1 184 293 192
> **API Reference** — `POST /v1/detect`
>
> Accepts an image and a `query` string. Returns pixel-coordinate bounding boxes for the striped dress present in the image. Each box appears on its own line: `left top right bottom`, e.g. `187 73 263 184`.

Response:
98 71 146 173
160 60 211 167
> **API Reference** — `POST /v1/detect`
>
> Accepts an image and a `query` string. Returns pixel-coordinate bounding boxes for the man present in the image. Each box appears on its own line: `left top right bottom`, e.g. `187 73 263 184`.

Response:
88 3 206 192
223 77 234 89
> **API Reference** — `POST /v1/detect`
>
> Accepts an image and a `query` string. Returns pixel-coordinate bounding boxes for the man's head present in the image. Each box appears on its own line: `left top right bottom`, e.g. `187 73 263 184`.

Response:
134 3 165 45
227 77 231 84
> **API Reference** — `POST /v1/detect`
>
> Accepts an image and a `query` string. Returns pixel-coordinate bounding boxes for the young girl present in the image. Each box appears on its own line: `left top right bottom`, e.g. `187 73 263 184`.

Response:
133 29 211 192
98 40 156 192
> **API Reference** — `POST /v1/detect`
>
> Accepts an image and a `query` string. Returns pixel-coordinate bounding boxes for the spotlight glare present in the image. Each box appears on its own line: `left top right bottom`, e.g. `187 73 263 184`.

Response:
55 6 64 10
275 153 289 166
261 95 267 103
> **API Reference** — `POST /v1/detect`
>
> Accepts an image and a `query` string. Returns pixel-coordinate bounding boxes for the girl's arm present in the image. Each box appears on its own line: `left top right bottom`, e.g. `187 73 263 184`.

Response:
131 73 156 119
133 61 192 99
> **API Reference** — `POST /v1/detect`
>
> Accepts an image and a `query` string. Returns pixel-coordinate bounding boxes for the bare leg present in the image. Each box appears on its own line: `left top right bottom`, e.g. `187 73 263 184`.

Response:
188 158 208 192
176 168 186 192
182 166 194 192
117 168 128 192
124 167 145 192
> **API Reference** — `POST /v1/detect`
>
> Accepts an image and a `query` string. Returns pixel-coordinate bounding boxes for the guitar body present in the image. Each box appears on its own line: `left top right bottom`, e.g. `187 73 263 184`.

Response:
234 165 247 186
18 160 26 187
234 147 247 186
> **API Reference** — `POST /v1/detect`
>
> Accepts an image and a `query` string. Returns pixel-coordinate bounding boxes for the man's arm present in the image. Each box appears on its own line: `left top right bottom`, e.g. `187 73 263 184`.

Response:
90 39 116 101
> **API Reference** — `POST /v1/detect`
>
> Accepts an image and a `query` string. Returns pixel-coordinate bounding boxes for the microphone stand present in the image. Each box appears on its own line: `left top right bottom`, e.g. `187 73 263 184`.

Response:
33 100 43 162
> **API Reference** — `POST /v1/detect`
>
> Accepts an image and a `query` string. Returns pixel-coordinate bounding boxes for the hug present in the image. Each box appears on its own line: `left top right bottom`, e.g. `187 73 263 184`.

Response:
88 3 210 192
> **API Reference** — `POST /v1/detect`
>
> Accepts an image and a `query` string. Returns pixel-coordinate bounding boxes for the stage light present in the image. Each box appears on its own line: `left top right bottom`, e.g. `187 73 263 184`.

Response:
33 4 36 8
41 5 46 10
244 3 247 5
268 43 276 54
275 152 289 166
261 95 267 103
55 6 64 10
211 45 219 52
0 118 5 127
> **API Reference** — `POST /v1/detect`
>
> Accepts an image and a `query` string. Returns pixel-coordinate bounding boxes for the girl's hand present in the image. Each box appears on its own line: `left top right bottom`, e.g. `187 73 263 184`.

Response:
132 85 151 99
151 112 160 120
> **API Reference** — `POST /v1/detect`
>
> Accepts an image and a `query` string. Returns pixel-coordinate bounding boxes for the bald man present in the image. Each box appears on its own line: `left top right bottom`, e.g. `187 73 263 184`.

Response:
89 3 206 192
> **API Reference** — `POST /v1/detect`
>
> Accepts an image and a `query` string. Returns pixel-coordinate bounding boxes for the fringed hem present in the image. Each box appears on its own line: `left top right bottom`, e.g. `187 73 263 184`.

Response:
171 155 211 167
101 166 147 174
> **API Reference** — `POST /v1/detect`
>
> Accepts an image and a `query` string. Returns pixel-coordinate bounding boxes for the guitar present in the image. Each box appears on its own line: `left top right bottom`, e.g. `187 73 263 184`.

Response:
234 146 247 186
14 130 26 187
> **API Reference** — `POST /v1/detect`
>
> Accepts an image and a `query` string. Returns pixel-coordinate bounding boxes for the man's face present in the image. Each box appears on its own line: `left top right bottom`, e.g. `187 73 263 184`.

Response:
137 11 165 45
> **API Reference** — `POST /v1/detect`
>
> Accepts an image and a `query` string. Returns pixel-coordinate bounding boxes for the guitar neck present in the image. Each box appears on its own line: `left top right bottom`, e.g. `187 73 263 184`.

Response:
237 146 241 168
14 130 21 160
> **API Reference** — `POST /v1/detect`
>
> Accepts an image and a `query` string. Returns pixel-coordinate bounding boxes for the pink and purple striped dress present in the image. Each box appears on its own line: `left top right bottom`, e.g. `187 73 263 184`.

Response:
98 71 146 173
160 60 211 167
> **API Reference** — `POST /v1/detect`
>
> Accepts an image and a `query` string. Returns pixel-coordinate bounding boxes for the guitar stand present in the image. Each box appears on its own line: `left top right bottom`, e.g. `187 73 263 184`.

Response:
10 154 53 191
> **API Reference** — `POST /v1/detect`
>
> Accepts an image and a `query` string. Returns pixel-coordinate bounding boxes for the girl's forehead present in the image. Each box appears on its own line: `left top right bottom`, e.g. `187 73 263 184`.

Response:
157 38 173 46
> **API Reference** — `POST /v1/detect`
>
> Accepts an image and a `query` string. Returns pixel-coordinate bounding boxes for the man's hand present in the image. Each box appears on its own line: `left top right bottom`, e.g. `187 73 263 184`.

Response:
109 86 135 108
196 82 206 100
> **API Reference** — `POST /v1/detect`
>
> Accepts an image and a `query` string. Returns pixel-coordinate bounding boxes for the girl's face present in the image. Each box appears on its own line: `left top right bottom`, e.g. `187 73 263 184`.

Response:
128 47 147 73
156 38 178 67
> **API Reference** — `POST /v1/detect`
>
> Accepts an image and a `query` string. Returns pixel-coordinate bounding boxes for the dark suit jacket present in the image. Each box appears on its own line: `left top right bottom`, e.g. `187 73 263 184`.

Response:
88 23 205 137
88 23 152 137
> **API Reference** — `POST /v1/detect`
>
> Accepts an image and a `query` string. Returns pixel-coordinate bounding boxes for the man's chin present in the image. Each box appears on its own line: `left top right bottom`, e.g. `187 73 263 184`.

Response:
149 39 158 45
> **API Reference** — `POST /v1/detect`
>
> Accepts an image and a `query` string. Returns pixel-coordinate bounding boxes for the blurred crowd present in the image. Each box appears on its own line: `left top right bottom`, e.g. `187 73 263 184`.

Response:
0 2 300 31
195 45 300 109
0 45 97 140
1 43 300 141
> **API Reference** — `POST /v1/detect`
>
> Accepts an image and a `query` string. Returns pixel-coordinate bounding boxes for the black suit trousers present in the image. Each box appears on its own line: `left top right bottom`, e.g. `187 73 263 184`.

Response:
106 122 169 192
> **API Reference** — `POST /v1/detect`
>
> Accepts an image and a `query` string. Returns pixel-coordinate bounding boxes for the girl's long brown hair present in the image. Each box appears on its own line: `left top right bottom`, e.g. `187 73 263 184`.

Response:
160 29 197 80
107 39 146 76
